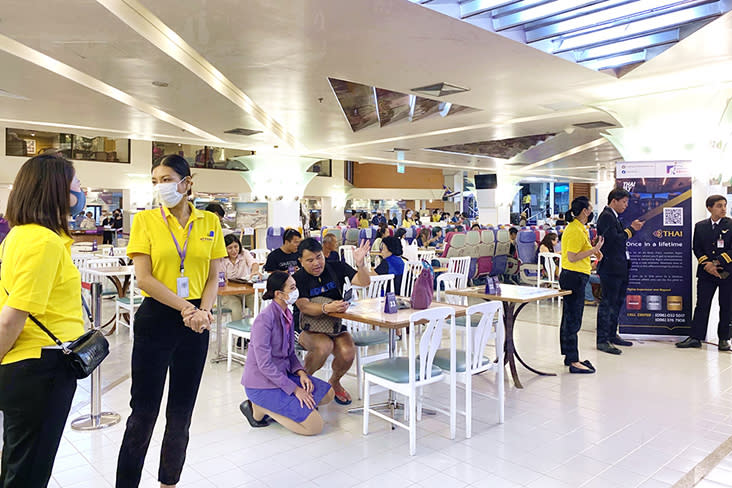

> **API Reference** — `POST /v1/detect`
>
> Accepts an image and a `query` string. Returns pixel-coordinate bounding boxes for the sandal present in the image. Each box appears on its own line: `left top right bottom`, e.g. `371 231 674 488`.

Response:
333 389 352 405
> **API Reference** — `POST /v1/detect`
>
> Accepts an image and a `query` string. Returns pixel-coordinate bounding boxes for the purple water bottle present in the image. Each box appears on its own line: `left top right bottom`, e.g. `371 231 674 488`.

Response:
218 271 226 287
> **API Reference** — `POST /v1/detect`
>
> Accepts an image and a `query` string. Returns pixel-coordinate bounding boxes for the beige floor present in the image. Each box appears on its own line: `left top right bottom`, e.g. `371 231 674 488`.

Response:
27 298 732 487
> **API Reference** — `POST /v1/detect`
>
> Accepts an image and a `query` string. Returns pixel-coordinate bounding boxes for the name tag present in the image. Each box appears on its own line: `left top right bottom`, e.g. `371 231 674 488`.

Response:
176 277 190 298
718 239 725 249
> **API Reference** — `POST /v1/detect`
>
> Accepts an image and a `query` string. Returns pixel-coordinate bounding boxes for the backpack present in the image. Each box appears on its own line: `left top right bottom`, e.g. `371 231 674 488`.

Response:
410 260 434 310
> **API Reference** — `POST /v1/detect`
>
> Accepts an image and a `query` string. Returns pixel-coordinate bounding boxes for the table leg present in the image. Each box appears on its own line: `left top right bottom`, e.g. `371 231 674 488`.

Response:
210 295 225 363
502 301 557 388
100 276 125 335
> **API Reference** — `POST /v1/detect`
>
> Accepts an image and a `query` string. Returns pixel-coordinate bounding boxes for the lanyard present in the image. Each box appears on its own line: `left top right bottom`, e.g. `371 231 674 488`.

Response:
160 207 194 275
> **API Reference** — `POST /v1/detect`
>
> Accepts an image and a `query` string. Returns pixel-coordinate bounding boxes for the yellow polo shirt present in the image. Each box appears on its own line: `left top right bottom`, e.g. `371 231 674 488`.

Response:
127 204 227 299
1 225 84 365
561 219 592 275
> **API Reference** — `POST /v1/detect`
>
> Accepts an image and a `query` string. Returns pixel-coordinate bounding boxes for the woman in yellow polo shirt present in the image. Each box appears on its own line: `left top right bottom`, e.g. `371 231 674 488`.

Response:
115 155 226 488
559 196 604 374
0 154 85 487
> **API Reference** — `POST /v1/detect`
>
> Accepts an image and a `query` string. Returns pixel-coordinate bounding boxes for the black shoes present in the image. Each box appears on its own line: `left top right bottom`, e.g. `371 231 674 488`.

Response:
569 363 595 374
675 337 702 348
719 340 731 351
597 342 622 355
610 336 633 347
239 400 269 428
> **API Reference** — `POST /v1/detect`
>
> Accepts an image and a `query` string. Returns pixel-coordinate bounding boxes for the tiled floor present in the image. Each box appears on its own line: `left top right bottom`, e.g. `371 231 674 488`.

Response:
697 450 732 487
24 299 732 487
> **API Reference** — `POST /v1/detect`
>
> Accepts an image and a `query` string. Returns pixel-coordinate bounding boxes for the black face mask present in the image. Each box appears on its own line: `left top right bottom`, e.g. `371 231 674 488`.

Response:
587 211 595 223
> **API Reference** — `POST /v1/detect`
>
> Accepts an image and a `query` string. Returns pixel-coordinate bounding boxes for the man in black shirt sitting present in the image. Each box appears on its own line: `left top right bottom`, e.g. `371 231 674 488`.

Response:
294 238 371 405
322 233 340 263
264 229 302 273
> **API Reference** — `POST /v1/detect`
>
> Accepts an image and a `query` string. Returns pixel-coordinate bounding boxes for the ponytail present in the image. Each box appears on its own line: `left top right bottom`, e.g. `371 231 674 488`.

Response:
567 196 590 223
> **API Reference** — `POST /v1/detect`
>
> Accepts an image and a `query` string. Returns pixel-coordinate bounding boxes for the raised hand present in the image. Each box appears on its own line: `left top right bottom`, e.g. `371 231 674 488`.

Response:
631 219 644 231
353 239 371 267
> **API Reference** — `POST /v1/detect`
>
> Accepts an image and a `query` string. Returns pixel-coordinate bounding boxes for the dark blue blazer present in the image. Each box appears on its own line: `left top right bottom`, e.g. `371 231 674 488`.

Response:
596 206 635 276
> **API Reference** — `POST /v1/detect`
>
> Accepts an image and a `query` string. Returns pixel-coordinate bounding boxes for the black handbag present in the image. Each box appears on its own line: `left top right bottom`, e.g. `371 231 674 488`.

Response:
3 286 109 379
27 313 109 379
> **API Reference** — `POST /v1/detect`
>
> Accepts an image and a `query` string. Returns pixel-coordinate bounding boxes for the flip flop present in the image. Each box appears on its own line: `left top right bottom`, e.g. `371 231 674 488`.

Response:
333 389 352 405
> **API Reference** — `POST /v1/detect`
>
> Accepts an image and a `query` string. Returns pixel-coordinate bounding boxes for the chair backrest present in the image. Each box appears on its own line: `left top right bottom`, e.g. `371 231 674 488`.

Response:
87 258 120 269
409 307 455 384
266 227 284 250
359 227 375 245
253 282 267 316
446 233 466 258
538 252 562 286
517 231 538 264
250 248 270 264
465 301 504 373
345 228 360 246
417 249 435 263
339 245 356 267
448 256 470 287
400 261 425 297
365 274 394 298
435 272 466 305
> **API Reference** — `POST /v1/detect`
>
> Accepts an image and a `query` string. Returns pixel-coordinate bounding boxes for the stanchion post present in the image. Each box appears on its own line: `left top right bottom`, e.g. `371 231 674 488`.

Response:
71 282 121 431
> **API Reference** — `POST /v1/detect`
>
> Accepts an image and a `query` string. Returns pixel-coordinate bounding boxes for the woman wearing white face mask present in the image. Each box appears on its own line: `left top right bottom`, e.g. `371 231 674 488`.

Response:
240 271 334 435
116 155 227 488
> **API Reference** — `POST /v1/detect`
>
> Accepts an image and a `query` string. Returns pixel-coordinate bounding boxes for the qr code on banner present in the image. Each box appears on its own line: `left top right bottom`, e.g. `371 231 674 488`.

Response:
664 207 683 226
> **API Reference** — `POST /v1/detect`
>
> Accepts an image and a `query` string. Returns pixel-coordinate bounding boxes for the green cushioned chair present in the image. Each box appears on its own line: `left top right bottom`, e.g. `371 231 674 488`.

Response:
351 330 389 347
226 318 252 371
115 296 144 306
432 349 491 373
363 358 442 384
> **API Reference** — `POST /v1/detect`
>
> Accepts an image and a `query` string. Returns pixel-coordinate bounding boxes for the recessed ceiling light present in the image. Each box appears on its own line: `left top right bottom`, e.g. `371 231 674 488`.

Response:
152 81 169 87
30 133 35 136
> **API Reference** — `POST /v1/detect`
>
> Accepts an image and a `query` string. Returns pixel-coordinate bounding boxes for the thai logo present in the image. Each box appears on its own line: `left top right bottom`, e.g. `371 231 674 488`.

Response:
654 229 683 238
622 181 636 192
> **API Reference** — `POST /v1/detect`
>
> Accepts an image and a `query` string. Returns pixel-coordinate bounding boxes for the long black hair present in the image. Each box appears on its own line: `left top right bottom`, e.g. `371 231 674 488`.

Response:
566 196 590 223
262 271 290 301
224 234 242 254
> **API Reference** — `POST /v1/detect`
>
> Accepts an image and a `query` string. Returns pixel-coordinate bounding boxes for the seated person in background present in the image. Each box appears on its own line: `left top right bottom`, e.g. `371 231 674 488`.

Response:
556 213 567 226
402 209 416 228
80 211 96 230
359 212 370 229
416 228 431 248
74 211 85 229
264 229 302 273
451 211 461 223
395 228 418 262
539 232 558 254
240 271 334 435
508 227 518 256
431 227 445 249
371 227 386 253
322 233 340 263
432 209 440 222
222 234 261 319
294 238 371 405
375 236 405 294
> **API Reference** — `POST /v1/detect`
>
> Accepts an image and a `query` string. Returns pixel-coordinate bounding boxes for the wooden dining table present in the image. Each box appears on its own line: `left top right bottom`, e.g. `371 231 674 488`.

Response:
329 298 467 417
446 284 571 389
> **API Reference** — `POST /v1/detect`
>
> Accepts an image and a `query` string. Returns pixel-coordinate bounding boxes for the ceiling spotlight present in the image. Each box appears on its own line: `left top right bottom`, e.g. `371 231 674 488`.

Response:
152 81 169 87
30 133 35 136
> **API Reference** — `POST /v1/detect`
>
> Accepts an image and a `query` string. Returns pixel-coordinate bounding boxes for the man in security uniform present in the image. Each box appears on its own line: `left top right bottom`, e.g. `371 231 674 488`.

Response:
596 188 644 355
677 195 732 350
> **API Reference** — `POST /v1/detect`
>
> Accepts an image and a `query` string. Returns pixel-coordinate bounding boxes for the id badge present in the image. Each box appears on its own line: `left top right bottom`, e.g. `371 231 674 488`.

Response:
718 239 725 249
176 277 190 298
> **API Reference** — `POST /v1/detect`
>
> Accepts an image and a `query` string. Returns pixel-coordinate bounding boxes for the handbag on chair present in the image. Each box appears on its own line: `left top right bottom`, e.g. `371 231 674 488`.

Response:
410 260 434 310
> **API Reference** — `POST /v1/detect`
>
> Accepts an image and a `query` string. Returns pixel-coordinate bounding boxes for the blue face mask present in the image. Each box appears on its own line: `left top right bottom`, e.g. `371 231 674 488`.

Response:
70 190 86 216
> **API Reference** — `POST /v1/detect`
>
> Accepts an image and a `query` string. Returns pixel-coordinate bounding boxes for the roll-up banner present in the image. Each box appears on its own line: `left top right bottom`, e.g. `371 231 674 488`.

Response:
615 161 692 337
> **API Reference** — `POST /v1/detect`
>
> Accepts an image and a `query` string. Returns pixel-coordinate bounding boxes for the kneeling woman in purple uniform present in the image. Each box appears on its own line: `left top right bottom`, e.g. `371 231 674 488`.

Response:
240 271 334 435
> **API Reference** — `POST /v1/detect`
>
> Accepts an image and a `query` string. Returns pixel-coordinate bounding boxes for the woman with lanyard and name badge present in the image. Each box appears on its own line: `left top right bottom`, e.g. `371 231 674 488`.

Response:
116 155 227 488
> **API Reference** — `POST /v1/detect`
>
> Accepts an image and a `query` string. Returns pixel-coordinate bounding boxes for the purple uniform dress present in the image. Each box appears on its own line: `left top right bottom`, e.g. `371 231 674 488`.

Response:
242 301 331 423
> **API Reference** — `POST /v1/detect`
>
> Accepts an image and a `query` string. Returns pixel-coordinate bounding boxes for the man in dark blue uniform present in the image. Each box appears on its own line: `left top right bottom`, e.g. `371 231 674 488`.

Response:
677 195 732 350
596 188 645 354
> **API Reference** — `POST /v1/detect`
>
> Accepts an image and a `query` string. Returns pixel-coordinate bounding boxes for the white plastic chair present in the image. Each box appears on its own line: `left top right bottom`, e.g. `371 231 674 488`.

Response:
226 283 266 372
115 271 143 337
448 256 471 288
339 245 356 268
538 252 562 301
250 249 269 265
431 301 505 438
86 258 121 297
400 261 425 297
347 274 394 399
435 273 467 306
417 249 435 262
363 306 457 456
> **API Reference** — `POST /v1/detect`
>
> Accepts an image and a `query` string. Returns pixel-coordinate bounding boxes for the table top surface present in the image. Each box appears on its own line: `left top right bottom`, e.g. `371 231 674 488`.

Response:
218 281 254 296
80 266 134 277
445 284 571 303
328 297 467 329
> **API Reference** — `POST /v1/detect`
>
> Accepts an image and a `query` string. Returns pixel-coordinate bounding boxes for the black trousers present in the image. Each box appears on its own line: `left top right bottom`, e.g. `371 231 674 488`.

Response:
116 298 208 488
103 231 114 245
0 349 77 488
690 277 732 341
559 269 589 364
596 272 628 344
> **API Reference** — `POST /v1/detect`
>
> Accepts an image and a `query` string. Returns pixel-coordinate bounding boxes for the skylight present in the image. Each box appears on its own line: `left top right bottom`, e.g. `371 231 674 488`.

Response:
410 0 731 77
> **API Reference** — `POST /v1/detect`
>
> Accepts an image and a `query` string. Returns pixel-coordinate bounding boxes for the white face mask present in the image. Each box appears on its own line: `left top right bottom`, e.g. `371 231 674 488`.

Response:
285 288 299 305
154 182 185 208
